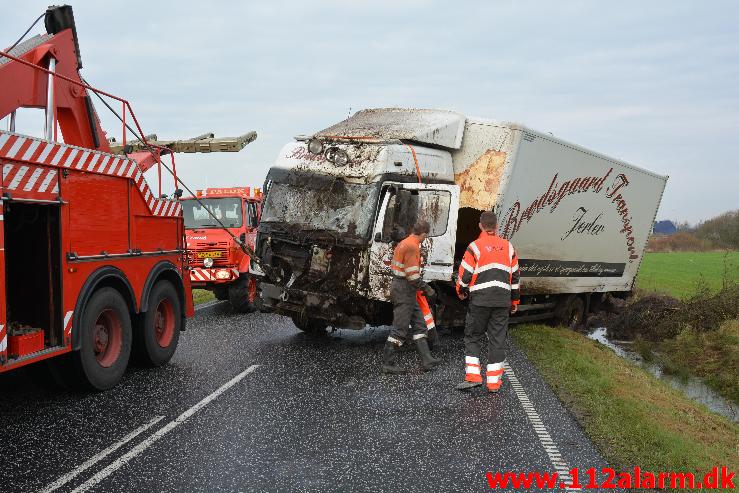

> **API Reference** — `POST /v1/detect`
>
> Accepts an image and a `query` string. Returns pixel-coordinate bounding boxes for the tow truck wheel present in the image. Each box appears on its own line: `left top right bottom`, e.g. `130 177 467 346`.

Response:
76 287 132 391
291 314 328 336
228 275 258 313
137 280 181 367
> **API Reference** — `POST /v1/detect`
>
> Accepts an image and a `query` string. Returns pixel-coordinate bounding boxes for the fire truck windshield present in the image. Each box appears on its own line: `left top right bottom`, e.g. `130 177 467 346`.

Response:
182 198 243 229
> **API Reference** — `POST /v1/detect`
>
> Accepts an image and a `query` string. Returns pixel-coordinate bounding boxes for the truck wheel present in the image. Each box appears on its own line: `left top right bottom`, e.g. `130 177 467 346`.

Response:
555 295 585 329
136 280 181 367
75 287 132 391
213 286 229 301
291 314 328 335
228 276 258 313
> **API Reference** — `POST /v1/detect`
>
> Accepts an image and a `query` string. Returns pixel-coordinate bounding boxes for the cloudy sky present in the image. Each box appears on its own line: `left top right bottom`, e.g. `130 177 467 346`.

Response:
3 1 737 223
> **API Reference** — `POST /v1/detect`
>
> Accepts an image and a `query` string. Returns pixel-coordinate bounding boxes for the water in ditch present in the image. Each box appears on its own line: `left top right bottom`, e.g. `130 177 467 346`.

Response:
587 327 739 423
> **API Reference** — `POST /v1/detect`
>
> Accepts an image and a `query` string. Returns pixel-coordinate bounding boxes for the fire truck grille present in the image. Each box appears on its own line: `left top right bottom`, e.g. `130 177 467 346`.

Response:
188 242 231 267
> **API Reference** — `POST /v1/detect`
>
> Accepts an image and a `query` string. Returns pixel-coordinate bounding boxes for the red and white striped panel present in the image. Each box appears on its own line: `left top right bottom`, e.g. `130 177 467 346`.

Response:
0 131 181 217
190 268 239 282
3 163 59 194
0 324 6 354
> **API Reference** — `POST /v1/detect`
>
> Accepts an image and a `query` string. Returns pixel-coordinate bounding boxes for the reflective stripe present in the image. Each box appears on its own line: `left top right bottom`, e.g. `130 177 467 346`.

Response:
468 242 480 258
465 356 480 364
412 333 426 340
392 260 405 268
475 262 512 274
458 280 468 288
460 260 474 273
511 283 520 290
469 280 511 292
512 263 519 273
407 273 420 281
424 314 433 321
387 336 403 346
487 362 504 372
404 265 419 273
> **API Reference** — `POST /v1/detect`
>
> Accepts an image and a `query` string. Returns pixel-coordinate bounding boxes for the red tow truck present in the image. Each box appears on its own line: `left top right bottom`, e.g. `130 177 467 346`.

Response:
183 187 263 312
0 5 196 390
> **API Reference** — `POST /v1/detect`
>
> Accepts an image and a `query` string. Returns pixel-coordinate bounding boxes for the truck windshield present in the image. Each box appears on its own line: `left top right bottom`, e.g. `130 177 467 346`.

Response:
182 198 242 229
261 181 379 238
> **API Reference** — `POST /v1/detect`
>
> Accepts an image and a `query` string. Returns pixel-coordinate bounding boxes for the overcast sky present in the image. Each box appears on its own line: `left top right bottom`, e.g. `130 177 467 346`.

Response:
3 1 737 223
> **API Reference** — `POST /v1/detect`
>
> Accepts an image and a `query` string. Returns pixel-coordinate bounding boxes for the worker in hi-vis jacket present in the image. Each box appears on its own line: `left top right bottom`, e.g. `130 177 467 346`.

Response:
455 211 520 392
380 220 442 374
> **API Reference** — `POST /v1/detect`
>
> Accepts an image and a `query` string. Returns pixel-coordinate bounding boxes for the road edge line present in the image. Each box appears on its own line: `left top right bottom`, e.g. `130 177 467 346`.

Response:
505 362 581 491
70 364 260 492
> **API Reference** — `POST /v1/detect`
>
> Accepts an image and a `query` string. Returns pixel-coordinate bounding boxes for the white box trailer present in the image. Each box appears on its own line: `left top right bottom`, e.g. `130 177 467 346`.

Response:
256 109 668 331
452 118 667 297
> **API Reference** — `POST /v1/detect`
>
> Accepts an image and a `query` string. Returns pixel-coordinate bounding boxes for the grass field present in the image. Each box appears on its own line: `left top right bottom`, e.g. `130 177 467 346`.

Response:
192 289 215 305
636 251 739 298
511 325 738 489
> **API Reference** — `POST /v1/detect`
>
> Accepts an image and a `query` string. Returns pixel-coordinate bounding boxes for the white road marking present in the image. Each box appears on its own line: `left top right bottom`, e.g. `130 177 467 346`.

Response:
504 362 581 491
40 416 165 493
70 365 260 492
194 299 227 311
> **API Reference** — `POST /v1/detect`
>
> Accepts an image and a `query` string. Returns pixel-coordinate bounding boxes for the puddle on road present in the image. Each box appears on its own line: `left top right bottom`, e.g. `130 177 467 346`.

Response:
587 327 739 423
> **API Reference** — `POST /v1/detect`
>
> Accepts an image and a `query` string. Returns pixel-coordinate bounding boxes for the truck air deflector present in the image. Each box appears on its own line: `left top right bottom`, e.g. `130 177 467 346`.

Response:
316 108 466 150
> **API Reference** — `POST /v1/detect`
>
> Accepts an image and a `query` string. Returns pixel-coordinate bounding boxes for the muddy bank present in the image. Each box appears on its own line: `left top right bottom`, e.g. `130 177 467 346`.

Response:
588 285 739 342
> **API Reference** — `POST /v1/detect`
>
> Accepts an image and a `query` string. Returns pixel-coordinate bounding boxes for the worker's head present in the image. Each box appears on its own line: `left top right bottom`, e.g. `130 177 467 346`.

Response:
412 220 431 240
479 211 497 234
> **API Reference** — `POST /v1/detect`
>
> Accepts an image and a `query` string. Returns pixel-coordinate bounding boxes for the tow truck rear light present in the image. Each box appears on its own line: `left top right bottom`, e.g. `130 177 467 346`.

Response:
215 270 231 280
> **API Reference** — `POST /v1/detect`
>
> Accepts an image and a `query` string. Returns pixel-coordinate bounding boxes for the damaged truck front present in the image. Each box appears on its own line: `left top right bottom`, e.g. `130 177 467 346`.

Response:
256 108 667 334
257 126 458 333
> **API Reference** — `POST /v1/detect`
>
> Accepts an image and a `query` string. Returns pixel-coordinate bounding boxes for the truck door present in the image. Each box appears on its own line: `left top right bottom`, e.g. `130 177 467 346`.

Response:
368 183 459 301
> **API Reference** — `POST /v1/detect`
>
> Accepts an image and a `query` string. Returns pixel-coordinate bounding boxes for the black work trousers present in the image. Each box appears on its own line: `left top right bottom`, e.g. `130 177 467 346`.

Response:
464 304 509 363
387 278 426 345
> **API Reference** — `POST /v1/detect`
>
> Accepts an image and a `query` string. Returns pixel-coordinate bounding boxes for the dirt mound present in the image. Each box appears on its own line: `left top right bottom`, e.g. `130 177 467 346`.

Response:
605 284 739 342
607 294 681 341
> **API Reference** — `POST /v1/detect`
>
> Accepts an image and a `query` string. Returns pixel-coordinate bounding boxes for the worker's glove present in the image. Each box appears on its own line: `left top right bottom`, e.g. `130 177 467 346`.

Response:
424 285 436 301
510 303 518 315
458 286 470 300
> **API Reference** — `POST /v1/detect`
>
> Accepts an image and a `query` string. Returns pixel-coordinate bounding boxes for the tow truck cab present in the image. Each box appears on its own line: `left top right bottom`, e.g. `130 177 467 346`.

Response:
182 187 262 311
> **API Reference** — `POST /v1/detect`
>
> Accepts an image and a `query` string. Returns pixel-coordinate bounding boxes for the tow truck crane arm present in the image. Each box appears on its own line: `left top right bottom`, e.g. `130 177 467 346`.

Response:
107 132 257 172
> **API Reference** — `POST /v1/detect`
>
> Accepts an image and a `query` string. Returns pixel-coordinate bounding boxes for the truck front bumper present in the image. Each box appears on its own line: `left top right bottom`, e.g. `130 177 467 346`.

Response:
190 267 240 285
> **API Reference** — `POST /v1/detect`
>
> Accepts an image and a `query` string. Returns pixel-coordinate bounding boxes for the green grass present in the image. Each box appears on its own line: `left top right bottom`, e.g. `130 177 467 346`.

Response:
511 324 738 490
192 289 215 305
636 251 739 298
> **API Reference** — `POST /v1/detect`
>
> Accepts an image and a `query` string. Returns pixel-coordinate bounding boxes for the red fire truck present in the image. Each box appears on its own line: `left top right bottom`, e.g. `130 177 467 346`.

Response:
0 5 196 390
183 187 263 312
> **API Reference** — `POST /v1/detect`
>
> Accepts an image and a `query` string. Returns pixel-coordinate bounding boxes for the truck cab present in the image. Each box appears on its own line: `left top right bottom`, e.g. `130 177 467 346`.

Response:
182 187 262 311
257 109 464 331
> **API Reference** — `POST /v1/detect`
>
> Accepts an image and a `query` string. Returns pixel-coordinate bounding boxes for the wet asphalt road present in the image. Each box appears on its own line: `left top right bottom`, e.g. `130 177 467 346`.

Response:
1 302 616 492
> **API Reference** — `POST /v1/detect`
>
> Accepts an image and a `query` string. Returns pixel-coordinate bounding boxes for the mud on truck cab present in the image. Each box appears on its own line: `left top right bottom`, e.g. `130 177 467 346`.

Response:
183 187 262 312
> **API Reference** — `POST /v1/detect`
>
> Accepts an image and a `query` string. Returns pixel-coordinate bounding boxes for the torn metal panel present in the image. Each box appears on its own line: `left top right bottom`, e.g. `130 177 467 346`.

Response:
454 149 507 211
316 108 466 149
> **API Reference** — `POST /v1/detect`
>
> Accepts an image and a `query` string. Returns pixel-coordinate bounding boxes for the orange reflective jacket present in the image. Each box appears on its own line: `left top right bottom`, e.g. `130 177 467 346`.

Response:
456 231 520 307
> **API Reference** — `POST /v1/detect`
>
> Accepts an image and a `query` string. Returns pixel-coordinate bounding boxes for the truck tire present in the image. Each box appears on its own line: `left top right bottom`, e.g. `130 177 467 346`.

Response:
75 287 132 391
213 286 229 301
136 280 181 367
291 314 328 336
228 275 258 313
555 295 585 330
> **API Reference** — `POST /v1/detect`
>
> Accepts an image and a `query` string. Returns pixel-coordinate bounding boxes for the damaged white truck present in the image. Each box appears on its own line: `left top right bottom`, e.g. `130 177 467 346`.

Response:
255 108 668 333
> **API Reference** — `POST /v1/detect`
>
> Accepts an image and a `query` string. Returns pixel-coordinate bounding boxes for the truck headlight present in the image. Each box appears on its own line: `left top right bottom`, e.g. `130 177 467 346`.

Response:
203 257 214 268
307 138 323 155
334 149 350 166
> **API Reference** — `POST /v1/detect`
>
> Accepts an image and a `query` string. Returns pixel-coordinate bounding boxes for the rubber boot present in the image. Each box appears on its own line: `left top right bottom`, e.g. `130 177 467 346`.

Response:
415 338 441 371
381 342 406 375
